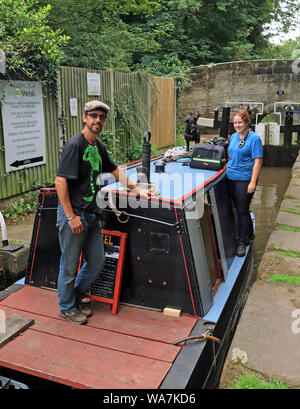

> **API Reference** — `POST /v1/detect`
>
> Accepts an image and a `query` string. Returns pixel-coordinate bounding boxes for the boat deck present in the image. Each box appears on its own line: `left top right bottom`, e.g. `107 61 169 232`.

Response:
103 159 222 202
0 285 198 389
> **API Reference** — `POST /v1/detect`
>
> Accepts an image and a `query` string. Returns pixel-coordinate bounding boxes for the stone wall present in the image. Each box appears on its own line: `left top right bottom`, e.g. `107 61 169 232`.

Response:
179 59 300 121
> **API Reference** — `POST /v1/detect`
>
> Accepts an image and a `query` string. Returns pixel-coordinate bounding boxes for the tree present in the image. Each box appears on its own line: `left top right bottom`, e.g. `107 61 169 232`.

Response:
19 0 299 82
0 0 69 93
36 0 162 71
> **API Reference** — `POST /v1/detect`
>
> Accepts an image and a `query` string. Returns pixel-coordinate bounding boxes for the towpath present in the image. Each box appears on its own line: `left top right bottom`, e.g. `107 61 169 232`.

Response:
220 151 300 389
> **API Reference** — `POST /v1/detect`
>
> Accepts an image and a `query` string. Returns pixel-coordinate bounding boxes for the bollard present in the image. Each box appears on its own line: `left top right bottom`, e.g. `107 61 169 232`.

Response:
214 108 219 128
0 211 24 252
219 107 231 139
283 106 294 146
0 212 8 247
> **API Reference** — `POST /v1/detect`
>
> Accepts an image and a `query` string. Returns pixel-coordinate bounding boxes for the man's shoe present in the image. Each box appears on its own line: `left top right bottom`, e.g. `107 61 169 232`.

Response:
78 301 92 317
82 297 91 304
236 243 246 257
59 309 88 325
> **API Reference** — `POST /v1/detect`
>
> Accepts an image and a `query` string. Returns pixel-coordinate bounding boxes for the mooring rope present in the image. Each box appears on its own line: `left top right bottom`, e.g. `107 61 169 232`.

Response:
107 182 160 223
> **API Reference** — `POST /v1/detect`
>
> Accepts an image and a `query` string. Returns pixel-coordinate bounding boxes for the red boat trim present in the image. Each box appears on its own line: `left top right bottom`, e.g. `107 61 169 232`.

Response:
120 153 163 168
102 165 226 207
173 165 226 205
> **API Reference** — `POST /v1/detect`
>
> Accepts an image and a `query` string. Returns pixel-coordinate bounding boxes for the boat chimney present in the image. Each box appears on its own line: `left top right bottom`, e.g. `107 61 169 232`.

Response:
137 131 151 184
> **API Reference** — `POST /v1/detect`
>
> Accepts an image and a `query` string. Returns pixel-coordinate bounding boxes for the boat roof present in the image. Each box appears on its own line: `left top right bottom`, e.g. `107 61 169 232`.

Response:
102 157 225 203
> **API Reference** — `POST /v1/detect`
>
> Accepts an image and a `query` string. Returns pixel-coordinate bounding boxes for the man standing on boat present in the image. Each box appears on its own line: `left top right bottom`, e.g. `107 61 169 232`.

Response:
55 100 147 324
226 109 263 257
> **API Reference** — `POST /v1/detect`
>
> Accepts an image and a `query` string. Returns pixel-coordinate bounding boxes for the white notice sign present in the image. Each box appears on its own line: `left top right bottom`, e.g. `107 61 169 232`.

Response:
70 98 78 116
87 72 101 96
0 80 46 172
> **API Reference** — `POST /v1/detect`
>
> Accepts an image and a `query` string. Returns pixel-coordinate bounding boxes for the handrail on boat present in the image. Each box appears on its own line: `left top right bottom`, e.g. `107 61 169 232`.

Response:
172 333 222 346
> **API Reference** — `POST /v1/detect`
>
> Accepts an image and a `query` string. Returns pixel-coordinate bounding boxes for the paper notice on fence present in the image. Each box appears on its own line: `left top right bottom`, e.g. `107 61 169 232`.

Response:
70 98 78 116
0 80 46 173
87 72 101 96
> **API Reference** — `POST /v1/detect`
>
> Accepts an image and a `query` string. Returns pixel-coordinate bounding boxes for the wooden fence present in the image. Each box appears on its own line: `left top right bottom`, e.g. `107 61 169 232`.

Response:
0 67 176 200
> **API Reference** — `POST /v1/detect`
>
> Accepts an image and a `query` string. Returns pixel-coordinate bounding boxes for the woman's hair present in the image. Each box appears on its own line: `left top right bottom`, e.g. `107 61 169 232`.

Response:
232 109 251 125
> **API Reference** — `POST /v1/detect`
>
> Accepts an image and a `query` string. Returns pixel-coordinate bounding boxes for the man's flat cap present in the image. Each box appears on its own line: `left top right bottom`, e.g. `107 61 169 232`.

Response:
84 100 110 114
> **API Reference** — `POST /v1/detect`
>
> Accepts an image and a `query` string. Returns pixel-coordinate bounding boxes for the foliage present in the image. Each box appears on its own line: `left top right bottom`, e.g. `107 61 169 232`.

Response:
100 130 162 165
36 0 162 72
0 0 69 93
127 0 299 66
3 190 39 222
229 372 289 389
101 131 142 164
1 0 299 94
259 37 300 59
1 0 299 96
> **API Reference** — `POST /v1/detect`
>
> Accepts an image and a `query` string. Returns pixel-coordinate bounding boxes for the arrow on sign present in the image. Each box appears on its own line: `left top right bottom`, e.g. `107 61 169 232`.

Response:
10 156 44 168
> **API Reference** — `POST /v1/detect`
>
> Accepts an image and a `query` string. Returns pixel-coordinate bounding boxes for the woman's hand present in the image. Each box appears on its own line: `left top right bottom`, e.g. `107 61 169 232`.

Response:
247 181 256 194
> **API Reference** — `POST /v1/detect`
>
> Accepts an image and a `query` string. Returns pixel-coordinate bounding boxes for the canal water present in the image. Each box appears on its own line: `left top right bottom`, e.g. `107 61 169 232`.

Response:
250 166 291 278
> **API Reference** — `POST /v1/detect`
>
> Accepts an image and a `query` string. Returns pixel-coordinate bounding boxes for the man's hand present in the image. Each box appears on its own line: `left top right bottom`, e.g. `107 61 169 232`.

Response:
68 215 84 234
131 186 149 199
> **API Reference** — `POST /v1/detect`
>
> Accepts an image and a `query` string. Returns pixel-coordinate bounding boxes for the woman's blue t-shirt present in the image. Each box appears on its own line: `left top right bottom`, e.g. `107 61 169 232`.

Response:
227 130 263 180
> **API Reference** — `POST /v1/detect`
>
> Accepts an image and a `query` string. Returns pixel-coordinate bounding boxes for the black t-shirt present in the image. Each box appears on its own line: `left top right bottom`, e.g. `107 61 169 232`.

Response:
57 132 117 213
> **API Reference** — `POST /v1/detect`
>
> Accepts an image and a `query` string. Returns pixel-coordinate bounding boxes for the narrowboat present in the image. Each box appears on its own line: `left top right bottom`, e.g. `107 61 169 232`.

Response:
0 138 254 390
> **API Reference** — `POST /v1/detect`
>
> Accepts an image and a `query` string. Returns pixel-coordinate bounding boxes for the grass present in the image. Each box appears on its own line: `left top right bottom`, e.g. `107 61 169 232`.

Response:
283 208 300 216
229 372 289 389
268 273 300 285
271 249 300 258
275 225 300 232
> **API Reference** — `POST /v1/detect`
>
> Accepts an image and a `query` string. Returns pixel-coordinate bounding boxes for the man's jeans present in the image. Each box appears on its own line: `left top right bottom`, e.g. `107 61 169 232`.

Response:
56 203 105 312
226 178 254 244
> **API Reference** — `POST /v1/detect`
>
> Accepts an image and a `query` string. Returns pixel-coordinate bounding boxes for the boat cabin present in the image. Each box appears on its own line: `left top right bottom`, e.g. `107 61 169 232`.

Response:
0 151 253 389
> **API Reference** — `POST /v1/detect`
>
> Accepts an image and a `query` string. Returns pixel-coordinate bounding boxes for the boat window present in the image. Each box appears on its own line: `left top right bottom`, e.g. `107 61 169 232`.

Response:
208 178 236 275
200 206 221 291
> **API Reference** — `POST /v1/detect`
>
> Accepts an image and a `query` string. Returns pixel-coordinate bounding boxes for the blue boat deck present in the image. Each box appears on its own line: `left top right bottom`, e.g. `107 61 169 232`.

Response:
102 158 222 202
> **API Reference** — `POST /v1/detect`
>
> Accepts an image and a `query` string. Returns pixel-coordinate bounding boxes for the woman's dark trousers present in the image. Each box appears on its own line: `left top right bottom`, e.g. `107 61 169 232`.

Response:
226 178 254 245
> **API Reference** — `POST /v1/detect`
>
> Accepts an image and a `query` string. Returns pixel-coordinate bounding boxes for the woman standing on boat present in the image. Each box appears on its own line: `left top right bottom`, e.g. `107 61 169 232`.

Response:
226 109 263 257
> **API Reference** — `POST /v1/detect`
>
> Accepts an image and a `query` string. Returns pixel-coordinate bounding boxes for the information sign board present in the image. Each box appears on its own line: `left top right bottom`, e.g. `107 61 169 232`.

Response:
88 230 127 315
0 80 46 172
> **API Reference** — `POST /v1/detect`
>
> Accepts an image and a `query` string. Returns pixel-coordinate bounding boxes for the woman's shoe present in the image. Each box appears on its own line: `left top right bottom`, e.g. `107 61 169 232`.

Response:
236 243 246 257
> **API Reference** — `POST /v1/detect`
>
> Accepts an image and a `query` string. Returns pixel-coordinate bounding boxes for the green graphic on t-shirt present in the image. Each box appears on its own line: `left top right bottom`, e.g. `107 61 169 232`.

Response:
82 144 102 202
